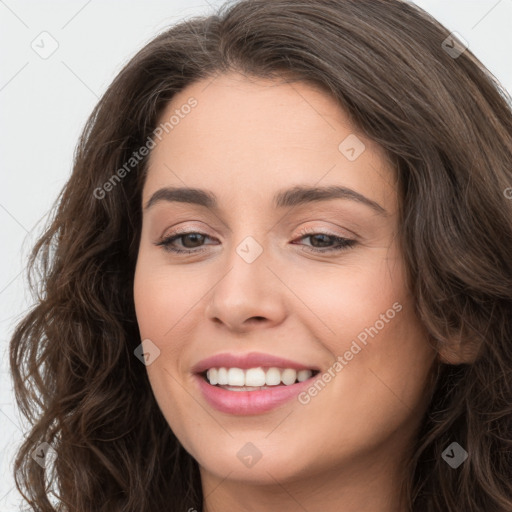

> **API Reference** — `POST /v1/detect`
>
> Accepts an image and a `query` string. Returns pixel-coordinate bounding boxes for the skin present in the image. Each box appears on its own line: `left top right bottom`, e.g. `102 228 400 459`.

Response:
133 72 440 512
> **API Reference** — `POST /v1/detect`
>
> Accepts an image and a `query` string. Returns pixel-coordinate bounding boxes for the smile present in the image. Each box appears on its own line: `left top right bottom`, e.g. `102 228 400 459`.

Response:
192 352 321 415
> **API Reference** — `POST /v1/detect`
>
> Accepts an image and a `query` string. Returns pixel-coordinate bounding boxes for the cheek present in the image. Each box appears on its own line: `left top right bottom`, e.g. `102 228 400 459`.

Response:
133 257 187 400
133 259 202 449
133 253 208 399
317 287 435 456
295 249 435 413
133 250 207 341
293 250 405 349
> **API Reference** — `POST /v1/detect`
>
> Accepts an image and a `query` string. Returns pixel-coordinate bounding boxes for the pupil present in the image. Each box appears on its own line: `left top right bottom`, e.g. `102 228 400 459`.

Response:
311 234 330 247
183 233 204 248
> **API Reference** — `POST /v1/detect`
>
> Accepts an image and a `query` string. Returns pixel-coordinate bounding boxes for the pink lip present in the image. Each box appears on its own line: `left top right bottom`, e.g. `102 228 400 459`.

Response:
191 351 319 374
194 374 316 415
191 351 320 415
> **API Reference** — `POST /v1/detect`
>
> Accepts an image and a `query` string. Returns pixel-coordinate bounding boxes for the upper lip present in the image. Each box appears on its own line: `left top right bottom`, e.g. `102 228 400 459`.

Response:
191 352 320 374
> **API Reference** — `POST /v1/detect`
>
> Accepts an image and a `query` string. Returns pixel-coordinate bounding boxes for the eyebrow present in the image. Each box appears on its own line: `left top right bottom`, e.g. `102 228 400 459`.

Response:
144 185 387 216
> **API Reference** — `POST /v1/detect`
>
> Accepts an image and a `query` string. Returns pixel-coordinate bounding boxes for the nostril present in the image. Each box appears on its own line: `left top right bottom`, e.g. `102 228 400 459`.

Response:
248 316 266 323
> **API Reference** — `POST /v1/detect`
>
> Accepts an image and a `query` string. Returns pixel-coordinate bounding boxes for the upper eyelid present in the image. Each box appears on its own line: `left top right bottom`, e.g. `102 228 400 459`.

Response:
152 207 367 234
159 218 358 236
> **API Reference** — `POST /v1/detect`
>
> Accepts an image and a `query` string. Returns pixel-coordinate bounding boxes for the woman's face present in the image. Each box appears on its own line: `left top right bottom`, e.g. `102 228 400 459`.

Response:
134 72 437 491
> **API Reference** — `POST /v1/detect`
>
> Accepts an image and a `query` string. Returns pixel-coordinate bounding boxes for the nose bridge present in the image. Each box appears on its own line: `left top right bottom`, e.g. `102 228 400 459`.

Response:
205 230 286 330
219 232 271 304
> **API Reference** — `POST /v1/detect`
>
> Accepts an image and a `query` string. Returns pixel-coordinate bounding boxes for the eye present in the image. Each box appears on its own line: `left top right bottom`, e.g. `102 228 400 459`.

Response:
156 229 218 254
293 227 357 254
155 227 357 255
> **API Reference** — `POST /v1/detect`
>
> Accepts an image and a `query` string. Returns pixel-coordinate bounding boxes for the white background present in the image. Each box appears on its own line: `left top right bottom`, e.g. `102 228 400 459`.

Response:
1 0 511 509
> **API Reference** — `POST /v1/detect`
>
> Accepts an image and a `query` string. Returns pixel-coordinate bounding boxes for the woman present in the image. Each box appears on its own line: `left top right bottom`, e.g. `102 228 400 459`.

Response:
9 0 512 510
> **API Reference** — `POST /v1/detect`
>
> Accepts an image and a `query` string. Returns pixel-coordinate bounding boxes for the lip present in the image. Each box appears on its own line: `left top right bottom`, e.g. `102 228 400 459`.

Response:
191 351 320 374
194 374 317 415
191 351 320 415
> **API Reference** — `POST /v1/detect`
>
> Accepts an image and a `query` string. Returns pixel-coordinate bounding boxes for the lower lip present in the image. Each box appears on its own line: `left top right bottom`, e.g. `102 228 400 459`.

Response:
195 374 315 415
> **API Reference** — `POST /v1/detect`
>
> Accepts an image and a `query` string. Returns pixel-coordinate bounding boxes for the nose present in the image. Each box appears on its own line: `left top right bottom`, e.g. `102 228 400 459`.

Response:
205 241 287 334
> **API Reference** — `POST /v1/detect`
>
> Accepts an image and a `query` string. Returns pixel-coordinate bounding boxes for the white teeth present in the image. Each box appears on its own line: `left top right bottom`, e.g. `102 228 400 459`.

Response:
204 366 315 387
297 369 312 382
245 367 266 387
206 368 218 385
227 368 245 386
217 367 228 385
281 368 297 385
265 367 282 386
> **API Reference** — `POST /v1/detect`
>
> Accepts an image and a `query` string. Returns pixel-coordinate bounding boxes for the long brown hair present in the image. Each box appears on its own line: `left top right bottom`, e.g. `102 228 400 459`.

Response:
9 0 512 510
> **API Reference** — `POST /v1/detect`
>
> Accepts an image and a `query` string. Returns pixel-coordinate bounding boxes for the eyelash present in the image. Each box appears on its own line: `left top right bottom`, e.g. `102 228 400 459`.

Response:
156 227 356 255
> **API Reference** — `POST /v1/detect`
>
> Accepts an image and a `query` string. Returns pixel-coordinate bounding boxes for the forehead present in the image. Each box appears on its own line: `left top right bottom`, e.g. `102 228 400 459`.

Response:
144 72 396 213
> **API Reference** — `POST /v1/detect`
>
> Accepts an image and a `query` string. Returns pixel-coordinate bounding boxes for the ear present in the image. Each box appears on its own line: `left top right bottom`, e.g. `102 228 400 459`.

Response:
437 337 481 365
